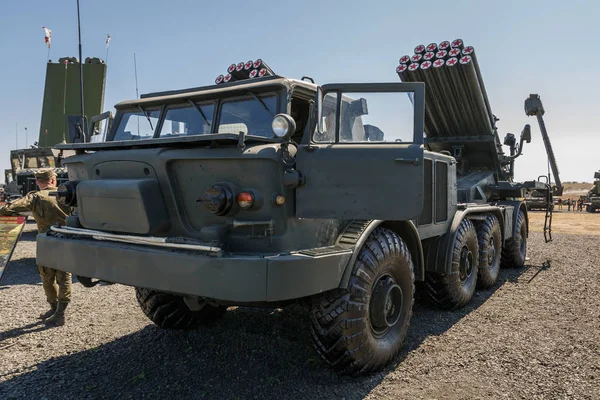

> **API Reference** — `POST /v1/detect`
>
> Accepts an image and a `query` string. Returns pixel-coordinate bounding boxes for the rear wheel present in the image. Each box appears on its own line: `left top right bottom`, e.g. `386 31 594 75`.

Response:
310 227 414 376
425 218 479 309
475 214 502 289
501 209 527 268
135 287 227 329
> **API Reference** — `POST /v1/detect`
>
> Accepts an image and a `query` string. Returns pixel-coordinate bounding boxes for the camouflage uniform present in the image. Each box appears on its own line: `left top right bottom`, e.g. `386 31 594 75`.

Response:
0 169 71 320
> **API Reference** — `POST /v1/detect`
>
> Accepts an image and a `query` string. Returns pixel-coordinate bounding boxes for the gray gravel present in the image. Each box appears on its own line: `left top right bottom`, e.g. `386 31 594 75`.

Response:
0 221 599 399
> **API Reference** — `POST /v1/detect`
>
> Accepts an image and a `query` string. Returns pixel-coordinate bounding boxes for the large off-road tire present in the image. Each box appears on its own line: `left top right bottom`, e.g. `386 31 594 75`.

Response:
310 227 414 376
475 214 502 289
424 218 479 309
501 209 527 268
135 287 227 329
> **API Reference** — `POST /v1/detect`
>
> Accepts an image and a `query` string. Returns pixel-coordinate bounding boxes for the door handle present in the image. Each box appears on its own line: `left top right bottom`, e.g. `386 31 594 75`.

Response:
395 157 421 166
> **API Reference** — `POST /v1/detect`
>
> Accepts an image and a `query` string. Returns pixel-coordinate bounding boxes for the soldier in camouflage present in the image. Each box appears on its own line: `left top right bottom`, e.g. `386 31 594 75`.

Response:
0 168 72 325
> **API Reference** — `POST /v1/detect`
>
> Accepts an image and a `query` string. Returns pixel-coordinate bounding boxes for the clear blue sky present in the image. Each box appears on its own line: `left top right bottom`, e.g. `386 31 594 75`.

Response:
0 0 598 183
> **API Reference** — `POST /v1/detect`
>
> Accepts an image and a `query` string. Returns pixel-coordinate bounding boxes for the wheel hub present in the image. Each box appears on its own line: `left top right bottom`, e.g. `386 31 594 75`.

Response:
487 238 496 265
370 276 403 332
459 246 473 282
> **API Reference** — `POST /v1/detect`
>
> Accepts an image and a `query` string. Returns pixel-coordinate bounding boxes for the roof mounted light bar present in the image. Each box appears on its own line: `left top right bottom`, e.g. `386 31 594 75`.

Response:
215 59 275 84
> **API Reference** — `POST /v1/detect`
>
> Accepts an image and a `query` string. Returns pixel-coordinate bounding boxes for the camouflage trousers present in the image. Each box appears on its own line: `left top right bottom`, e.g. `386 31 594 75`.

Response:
37 265 72 303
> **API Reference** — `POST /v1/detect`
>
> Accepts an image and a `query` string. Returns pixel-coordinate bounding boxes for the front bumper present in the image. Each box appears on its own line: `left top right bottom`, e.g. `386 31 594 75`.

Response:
36 233 352 303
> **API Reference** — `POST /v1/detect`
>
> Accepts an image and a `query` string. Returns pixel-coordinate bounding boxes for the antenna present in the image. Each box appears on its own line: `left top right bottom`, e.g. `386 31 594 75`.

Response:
76 0 86 141
134 52 140 135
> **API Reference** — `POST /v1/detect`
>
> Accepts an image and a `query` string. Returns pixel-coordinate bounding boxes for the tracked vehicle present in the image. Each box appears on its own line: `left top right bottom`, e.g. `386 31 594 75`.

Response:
37 47 546 375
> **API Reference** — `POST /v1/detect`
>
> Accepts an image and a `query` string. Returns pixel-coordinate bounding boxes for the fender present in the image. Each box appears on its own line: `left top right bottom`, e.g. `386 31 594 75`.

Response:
438 206 506 275
337 219 425 288
495 200 529 240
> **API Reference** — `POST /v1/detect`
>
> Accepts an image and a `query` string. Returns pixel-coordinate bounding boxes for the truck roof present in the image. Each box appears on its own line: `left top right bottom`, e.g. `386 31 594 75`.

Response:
115 75 318 109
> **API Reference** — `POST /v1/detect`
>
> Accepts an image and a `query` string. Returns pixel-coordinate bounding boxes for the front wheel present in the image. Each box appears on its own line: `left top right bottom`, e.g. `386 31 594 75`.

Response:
135 288 227 329
310 227 415 376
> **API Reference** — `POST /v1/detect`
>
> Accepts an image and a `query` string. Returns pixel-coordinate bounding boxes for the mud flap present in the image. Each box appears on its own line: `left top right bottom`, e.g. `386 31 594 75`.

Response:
0 216 28 283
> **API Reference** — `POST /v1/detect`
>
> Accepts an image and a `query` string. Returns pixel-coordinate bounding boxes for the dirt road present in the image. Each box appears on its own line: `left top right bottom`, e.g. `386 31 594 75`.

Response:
0 220 598 399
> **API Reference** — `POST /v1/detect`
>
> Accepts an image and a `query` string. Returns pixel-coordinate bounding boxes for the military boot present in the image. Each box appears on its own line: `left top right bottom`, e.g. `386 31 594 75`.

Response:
38 301 57 320
44 302 68 326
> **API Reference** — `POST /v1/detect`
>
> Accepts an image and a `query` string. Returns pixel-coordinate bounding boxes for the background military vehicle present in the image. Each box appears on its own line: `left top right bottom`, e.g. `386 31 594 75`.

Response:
3 56 107 200
9 148 74 196
585 171 600 212
522 94 562 212
38 43 549 376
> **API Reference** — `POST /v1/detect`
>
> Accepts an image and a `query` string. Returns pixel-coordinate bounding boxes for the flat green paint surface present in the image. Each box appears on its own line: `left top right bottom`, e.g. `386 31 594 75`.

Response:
38 61 107 147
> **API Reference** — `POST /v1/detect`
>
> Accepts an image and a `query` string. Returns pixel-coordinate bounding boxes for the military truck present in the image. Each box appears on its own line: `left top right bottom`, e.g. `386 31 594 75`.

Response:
585 171 600 212
37 48 546 375
9 148 74 196
525 189 552 211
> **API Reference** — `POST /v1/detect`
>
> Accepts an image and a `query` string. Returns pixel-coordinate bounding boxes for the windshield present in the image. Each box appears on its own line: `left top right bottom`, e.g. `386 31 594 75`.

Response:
218 95 276 138
112 94 278 141
113 109 161 141
159 103 215 137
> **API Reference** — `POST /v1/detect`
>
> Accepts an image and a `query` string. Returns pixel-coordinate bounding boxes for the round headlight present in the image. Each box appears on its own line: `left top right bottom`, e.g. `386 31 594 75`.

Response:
271 114 296 140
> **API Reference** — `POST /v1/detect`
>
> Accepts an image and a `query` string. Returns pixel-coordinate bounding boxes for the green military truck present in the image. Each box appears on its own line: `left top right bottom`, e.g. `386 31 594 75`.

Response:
37 49 546 375
585 171 600 212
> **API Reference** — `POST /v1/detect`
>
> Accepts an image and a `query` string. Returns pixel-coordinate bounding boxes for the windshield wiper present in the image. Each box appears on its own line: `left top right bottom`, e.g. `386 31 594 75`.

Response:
187 99 211 127
137 105 154 131
248 91 274 117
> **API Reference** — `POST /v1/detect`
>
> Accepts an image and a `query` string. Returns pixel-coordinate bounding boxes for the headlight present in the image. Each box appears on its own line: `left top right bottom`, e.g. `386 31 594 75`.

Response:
271 114 296 140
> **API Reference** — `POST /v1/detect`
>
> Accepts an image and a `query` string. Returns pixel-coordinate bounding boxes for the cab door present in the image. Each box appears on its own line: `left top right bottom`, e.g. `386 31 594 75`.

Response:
296 82 425 220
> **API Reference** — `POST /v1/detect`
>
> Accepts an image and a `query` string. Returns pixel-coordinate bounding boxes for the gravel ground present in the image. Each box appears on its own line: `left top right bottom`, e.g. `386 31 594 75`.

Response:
1 221 599 400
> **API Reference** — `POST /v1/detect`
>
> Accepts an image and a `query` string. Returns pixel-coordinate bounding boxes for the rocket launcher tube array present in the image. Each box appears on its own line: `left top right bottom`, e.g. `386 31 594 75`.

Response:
396 39 495 138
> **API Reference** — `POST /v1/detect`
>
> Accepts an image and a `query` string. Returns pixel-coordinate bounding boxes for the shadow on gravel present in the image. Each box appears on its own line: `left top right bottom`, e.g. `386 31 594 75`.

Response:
0 258 40 286
15 229 37 242
0 321 52 343
0 266 534 400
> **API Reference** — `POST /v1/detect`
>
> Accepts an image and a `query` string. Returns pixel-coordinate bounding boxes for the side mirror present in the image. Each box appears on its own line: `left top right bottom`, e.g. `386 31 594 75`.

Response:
88 111 114 143
520 124 531 143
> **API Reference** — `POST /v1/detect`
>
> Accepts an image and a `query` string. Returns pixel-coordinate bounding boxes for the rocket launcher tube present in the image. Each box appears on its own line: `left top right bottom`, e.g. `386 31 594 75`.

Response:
444 57 480 135
414 44 426 54
408 61 442 136
430 59 463 135
420 61 456 136
399 55 411 64
462 46 494 127
458 55 493 134
438 40 451 51
451 38 464 50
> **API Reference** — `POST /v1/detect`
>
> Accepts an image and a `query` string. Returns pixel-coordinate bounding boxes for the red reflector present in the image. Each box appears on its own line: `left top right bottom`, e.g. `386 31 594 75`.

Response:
237 192 254 208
